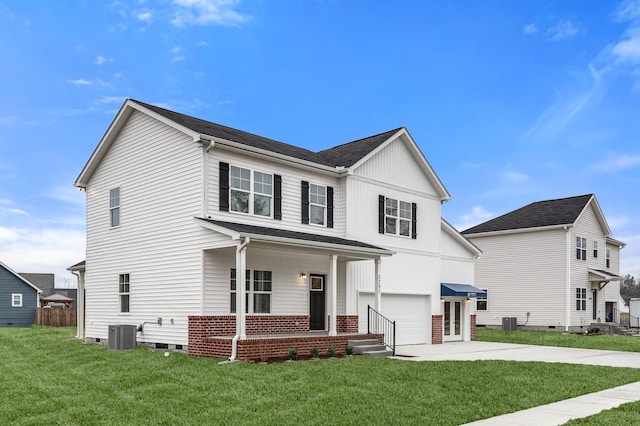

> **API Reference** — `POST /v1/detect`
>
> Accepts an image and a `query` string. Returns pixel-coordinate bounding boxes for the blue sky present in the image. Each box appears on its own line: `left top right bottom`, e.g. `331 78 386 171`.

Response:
1 0 639 286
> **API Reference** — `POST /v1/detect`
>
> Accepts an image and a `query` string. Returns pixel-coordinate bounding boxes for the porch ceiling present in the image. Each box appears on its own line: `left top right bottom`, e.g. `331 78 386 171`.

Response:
195 218 393 259
588 268 622 282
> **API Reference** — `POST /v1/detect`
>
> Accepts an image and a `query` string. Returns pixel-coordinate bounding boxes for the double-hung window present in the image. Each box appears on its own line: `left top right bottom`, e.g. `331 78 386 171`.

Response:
576 237 586 260
229 166 272 217
381 196 415 238
476 290 488 311
309 184 326 225
11 293 22 307
110 187 120 228
606 248 611 269
593 241 598 258
576 287 587 311
230 269 272 314
119 274 130 313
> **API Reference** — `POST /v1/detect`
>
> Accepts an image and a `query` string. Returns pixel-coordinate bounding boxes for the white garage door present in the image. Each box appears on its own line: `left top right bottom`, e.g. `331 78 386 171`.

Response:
358 292 430 345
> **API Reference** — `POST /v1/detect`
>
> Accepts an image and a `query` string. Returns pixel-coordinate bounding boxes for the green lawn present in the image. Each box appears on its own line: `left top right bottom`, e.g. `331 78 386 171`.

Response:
2 327 640 425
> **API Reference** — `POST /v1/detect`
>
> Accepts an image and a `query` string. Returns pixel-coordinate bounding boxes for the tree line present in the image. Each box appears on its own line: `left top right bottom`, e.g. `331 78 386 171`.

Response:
621 274 640 298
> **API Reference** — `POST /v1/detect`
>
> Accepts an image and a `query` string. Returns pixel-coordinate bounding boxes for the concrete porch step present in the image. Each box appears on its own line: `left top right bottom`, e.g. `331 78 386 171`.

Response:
363 349 394 357
348 339 392 356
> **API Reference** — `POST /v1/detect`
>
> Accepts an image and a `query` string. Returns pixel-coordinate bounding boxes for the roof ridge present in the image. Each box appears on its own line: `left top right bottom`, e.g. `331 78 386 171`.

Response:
317 127 403 153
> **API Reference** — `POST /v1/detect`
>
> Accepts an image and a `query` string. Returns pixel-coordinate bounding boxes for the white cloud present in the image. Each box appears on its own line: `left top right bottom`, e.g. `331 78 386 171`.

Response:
95 55 113 65
65 79 92 86
171 55 186 62
135 9 153 22
611 28 640 64
197 40 209 46
546 20 579 41
95 96 127 105
455 206 494 231
607 214 632 232
591 153 640 171
523 23 538 35
171 0 251 27
614 0 640 23
503 171 529 184
0 116 17 126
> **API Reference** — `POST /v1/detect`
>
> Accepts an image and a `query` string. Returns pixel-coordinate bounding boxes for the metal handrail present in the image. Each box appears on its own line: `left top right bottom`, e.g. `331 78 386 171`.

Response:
367 305 396 356
617 308 640 329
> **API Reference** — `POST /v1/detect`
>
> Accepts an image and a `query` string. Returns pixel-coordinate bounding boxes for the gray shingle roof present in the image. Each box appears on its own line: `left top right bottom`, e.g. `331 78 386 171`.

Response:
19 273 55 296
133 100 398 168
462 194 593 234
200 218 388 251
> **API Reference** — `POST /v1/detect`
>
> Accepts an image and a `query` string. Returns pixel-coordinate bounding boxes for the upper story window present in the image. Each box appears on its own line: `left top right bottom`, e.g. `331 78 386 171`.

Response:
379 195 416 239
11 293 22 307
219 162 282 220
576 237 586 260
576 287 587 311
593 241 598 258
110 187 120 228
606 248 611 269
301 181 333 228
119 273 130 313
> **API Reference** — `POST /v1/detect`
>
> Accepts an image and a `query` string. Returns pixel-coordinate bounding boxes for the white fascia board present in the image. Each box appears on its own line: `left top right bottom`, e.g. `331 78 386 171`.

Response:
441 219 482 257
195 218 241 239
606 237 627 248
464 223 571 238
75 100 201 188
0 261 43 293
209 138 345 176
348 128 452 201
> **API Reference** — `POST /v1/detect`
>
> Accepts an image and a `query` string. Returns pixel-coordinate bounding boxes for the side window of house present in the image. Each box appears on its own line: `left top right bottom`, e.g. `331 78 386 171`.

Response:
230 269 250 314
119 273 130 313
229 269 271 314
219 162 282 220
11 293 22 307
378 195 417 239
606 248 611 269
576 287 586 311
576 237 586 260
593 241 598 258
110 187 120 228
301 181 334 228
476 290 487 311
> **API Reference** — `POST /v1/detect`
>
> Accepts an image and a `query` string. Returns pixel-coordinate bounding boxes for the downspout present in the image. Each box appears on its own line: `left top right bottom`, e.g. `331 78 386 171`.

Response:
564 226 571 332
221 236 250 364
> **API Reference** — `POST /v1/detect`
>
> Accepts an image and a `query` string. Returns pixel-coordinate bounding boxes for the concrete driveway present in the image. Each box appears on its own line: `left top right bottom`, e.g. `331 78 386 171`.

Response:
394 340 640 368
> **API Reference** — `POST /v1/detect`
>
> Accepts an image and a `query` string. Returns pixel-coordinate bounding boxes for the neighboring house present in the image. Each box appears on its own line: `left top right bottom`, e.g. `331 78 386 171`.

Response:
74 99 483 358
1 262 42 326
462 194 626 331
20 272 77 307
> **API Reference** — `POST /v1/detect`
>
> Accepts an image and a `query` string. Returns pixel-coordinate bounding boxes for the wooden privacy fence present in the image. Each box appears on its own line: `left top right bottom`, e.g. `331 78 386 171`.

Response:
36 308 77 327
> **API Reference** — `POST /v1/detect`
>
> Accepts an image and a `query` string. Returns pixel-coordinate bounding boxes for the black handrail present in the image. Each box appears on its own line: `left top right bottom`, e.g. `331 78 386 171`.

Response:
367 305 396 356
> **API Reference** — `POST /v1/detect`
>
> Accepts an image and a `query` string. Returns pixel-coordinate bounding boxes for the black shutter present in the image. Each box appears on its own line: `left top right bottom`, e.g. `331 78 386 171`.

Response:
327 186 334 228
219 162 229 212
411 202 417 239
301 181 309 224
274 174 282 220
378 195 385 234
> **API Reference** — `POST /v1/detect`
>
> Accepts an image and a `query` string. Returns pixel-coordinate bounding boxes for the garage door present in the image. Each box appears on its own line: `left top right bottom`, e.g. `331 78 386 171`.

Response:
358 292 430 345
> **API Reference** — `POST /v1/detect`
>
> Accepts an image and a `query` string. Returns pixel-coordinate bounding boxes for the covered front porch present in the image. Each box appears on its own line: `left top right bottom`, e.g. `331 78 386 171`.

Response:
189 218 392 360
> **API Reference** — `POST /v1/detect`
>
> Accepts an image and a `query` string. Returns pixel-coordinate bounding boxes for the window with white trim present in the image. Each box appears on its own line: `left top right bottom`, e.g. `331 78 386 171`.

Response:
385 198 412 237
11 293 22 307
110 187 120 228
230 269 272 314
119 274 130 313
593 240 598 258
576 287 587 311
476 290 487 311
576 237 586 260
606 248 611 269
309 183 326 225
230 166 272 217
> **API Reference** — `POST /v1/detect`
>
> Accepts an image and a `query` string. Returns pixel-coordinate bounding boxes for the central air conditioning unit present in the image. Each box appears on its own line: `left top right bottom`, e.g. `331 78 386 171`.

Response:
502 317 517 331
108 324 137 350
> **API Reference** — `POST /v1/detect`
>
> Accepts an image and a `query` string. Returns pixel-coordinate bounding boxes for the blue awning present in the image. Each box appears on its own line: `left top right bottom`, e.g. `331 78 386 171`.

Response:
441 283 487 298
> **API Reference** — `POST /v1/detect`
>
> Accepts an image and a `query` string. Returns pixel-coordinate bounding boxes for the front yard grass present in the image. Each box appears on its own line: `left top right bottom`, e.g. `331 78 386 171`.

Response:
3 327 640 425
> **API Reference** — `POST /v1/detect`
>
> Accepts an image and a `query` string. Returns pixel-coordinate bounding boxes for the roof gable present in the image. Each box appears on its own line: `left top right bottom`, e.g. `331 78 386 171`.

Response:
0 262 43 293
462 194 597 235
442 219 482 257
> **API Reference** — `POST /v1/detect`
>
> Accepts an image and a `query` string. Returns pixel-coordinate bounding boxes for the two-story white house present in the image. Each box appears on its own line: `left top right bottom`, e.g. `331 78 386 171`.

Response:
462 194 625 331
74 99 482 359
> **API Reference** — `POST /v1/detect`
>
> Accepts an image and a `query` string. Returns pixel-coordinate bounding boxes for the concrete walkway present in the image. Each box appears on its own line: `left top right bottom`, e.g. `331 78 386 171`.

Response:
393 341 640 425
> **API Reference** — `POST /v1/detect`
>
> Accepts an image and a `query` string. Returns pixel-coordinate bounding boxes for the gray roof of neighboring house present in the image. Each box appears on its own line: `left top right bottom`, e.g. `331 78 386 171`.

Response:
200 219 388 251
19 273 55 296
133 100 400 168
462 194 594 235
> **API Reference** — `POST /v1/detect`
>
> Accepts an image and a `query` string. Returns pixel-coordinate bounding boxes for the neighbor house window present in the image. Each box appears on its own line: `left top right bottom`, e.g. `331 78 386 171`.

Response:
230 269 250 314
11 293 22 307
230 269 271 314
309 184 326 225
576 237 586 260
576 287 587 311
119 274 130 313
110 187 120 227
384 197 413 237
593 241 598 258
606 248 611 269
476 290 487 311
230 166 272 217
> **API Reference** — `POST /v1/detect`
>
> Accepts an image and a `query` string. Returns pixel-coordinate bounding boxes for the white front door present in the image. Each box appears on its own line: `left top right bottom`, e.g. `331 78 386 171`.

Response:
443 300 462 342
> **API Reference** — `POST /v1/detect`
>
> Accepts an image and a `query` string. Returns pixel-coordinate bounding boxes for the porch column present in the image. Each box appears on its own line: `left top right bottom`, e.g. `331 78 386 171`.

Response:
374 257 382 312
74 270 85 340
329 254 338 336
236 241 248 340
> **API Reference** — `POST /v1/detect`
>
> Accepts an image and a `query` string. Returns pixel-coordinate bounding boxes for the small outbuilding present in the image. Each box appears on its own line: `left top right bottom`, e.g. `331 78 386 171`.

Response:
0 261 42 326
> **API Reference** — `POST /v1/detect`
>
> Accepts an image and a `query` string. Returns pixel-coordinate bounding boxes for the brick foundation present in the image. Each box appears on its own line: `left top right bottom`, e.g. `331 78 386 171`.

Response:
470 314 477 340
432 314 443 344
336 315 359 333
